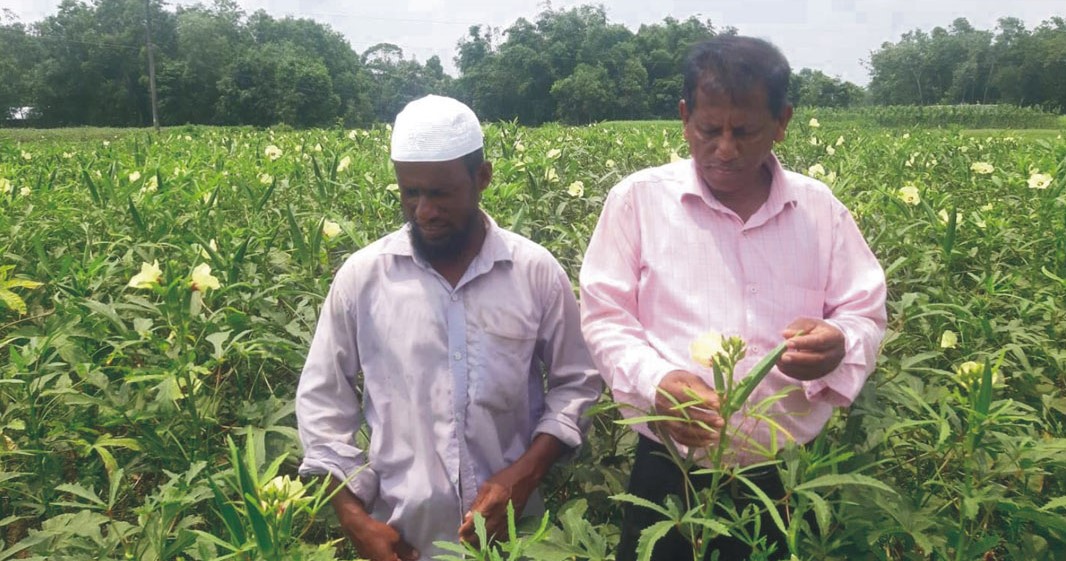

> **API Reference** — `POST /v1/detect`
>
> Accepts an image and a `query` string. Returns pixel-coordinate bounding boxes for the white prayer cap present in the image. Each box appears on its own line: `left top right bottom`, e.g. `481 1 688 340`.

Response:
390 95 484 162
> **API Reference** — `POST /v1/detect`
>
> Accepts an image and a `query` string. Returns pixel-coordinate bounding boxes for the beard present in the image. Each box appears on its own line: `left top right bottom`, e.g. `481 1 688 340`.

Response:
408 211 480 262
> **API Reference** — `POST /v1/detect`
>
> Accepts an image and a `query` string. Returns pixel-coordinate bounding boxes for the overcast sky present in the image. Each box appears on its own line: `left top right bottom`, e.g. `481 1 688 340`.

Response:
2 0 1063 85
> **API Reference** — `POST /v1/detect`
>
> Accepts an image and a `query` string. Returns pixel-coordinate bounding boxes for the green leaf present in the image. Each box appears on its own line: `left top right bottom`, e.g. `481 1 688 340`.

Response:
636 520 676 561
244 491 276 559
611 493 673 518
0 288 27 315
1040 496 1066 511
794 473 897 494
55 482 106 507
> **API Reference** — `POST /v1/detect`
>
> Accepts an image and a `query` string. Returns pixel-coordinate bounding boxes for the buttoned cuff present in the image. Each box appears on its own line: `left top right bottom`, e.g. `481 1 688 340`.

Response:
534 417 583 451
299 444 380 507
802 320 868 407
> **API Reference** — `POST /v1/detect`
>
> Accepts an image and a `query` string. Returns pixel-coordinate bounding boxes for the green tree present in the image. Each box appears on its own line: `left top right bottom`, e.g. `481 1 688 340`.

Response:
790 68 865 107
0 12 43 120
33 0 176 126
551 63 612 123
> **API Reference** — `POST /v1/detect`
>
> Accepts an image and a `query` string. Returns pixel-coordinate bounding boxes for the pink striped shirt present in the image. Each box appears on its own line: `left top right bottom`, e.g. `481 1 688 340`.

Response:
579 155 886 464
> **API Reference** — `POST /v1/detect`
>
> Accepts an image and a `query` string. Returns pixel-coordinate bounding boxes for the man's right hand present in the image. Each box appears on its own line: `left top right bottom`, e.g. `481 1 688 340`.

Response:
654 370 725 448
331 482 419 561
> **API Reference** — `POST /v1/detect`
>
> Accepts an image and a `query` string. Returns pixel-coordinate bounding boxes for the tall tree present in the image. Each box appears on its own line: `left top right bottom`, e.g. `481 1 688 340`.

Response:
0 12 43 119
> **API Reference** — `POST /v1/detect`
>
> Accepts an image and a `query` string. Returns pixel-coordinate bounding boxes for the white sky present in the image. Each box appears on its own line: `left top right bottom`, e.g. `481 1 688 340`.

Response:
2 0 1063 85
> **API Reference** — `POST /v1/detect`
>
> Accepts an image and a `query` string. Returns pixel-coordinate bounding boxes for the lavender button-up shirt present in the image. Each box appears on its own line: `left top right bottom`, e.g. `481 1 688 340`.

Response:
296 215 601 557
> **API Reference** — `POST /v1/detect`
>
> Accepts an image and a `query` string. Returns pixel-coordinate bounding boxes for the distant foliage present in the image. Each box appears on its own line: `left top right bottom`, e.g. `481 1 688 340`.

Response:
3 5 1066 127
867 16 1066 111
805 104 1062 129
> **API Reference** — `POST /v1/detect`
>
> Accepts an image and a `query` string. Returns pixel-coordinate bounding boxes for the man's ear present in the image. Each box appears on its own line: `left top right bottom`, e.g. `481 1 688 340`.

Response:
774 104 794 142
476 161 493 195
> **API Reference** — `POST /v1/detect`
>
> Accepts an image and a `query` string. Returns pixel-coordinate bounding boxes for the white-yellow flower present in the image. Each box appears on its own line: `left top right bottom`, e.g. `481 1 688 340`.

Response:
545 167 559 183
514 141 526 153
825 145 836 156
138 175 158 194
386 183 399 192
128 260 162 289
669 150 683 163
940 330 958 349
937 209 962 224
190 263 221 292
970 162 994 175
128 171 142 183
546 148 561 159
690 331 725 368
20 150 32 161
898 185 920 205
19 186 31 197
807 163 826 177
0 178 12 194
835 136 844 146
808 118 820 128
809 136 820 146
1028 172 1052 190
337 155 351 173
567 181 585 197
322 219 342 239
264 145 283 161
956 360 1002 389
606 159 616 168
259 173 273 185
347 129 358 140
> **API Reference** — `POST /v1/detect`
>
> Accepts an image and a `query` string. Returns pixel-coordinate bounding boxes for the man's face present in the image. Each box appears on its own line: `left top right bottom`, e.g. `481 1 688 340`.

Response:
394 157 489 262
680 84 792 195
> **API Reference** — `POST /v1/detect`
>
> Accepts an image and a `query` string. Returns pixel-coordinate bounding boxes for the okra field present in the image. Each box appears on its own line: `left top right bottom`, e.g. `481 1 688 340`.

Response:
2 108 1066 560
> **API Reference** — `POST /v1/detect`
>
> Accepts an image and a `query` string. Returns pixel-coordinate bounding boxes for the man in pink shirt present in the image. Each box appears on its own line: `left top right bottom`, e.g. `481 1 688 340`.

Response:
579 36 886 560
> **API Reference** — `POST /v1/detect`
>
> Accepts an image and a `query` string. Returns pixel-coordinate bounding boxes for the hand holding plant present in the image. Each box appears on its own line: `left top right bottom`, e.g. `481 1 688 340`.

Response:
776 317 845 381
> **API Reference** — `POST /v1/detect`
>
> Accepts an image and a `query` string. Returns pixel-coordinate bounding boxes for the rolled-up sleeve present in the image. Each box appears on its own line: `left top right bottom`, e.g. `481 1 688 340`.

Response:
296 273 380 506
802 206 887 407
579 185 679 413
534 263 603 449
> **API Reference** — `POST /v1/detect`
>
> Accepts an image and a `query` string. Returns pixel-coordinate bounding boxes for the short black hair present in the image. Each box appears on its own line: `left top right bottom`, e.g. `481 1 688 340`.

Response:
683 35 791 118
461 148 484 179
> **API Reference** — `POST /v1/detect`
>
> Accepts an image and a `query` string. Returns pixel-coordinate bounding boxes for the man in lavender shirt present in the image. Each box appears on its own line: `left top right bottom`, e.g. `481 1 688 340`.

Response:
580 36 887 560
296 95 601 561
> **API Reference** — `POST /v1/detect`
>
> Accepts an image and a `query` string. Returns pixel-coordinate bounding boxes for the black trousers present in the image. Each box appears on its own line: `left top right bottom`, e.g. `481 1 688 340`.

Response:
616 435 789 561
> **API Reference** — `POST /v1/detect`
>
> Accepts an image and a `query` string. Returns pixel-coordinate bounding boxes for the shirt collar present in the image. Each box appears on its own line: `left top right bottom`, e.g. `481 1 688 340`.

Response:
681 153 799 220
380 211 513 268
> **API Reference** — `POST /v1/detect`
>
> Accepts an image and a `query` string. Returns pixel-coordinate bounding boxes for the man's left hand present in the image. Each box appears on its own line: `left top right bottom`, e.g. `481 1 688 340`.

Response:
457 461 535 546
777 318 845 381
457 433 563 546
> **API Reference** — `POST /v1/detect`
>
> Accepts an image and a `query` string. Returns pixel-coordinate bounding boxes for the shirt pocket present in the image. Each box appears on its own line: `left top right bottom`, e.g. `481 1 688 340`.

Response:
474 326 536 414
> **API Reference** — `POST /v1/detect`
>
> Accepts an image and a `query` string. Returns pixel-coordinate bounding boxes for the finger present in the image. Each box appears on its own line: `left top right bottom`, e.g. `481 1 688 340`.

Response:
395 539 420 561
666 421 718 447
458 511 475 543
782 317 820 336
786 333 837 353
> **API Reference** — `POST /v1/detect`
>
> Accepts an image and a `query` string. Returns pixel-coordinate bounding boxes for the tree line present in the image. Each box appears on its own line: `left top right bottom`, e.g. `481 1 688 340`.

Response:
1 1 1063 128
867 16 1066 110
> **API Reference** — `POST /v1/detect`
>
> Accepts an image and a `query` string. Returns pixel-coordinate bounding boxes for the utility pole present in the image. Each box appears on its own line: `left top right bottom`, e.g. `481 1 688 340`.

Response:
144 0 160 132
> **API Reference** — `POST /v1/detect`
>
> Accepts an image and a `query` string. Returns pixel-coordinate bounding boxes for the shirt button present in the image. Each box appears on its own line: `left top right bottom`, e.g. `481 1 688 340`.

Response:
451 294 460 302
453 351 462 361
749 286 758 294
